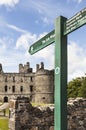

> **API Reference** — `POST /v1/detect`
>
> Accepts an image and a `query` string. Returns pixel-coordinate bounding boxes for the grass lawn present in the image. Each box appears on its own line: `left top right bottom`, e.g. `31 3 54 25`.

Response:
0 105 9 130
0 118 9 130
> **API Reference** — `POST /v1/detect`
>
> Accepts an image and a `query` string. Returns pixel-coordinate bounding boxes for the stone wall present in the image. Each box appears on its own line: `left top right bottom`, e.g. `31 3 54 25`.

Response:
9 97 54 130
67 98 86 130
9 97 86 130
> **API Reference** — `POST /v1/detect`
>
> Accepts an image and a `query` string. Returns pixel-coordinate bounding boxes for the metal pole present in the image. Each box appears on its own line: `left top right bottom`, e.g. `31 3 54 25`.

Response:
55 16 67 130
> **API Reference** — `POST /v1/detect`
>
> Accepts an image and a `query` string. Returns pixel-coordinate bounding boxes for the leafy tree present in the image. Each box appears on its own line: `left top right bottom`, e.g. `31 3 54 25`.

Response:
67 76 86 98
79 77 86 98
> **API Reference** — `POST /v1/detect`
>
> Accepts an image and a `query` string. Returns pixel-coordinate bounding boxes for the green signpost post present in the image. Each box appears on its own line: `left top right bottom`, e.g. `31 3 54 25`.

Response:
29 8 86 130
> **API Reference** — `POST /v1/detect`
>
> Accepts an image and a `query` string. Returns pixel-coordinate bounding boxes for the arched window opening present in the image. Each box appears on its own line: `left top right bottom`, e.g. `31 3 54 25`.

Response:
5 85 8 92
20 86 23 92
30 77 33 82
4 96 8 102
13 76 15 82
12 86 15 93
21 78 23 82
42 97 46 100
30 85 33 92
5 77 7 82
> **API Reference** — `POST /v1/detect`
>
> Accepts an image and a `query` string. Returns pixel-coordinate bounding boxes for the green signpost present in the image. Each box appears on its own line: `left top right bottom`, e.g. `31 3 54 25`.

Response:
29 8 86 130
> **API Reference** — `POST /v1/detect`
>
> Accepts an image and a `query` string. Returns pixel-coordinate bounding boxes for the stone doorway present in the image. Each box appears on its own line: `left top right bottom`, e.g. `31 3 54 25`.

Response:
4 96 8 102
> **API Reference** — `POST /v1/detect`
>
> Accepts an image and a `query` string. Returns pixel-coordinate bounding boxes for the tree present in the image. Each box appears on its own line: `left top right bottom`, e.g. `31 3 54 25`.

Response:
79 77 86 98
67 76 86 98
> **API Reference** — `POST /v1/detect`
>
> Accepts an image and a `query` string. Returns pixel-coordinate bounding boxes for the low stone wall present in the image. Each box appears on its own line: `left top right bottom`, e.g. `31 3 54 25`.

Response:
9 97 86 130
67 98 86 130
9 97 54 130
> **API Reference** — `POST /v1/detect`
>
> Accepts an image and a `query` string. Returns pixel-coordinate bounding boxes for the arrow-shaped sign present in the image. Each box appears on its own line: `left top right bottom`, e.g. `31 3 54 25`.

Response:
29 30 55 55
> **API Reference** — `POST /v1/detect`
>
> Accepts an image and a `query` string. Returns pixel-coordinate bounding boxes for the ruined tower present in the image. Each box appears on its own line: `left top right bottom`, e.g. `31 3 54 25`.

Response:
35 62 54 104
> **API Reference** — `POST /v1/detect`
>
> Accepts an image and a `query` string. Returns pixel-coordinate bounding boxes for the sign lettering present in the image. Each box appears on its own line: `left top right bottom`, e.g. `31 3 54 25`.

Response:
64 8 86 35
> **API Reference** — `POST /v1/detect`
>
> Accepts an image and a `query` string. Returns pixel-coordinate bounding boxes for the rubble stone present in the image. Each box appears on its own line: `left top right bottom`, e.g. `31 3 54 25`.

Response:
9 97 86 130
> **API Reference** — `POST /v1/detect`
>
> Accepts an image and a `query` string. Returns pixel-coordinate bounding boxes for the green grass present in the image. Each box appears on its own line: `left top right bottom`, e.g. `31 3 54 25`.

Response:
0 105 9 130
0 119 9 130
32 102 54 107
5 109 9 115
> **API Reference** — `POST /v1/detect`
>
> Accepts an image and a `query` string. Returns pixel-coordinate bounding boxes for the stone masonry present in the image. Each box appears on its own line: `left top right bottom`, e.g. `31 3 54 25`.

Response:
9 97 54 130
9 97 86 130
67 98 86 130
0 62 54 104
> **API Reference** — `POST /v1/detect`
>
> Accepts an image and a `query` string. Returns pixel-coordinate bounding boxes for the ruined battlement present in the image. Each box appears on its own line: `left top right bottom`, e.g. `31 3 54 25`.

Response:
0 63 3 73
19 62 33 73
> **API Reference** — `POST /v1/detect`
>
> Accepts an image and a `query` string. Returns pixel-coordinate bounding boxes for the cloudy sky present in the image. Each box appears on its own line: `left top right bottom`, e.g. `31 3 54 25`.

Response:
0 0 86 81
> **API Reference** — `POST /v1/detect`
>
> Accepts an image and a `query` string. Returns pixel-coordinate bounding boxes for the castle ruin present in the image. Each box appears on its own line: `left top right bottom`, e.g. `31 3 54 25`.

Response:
0 62 54 104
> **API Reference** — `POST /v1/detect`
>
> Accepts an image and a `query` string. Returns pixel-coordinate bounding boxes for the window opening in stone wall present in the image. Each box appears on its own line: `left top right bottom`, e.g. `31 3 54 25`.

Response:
13 76 15 82
5 77 7 82
30 77 33 82
5 85 8 92
42 97 46 100
21 78 23 82
12 86 15 93
4 96 8 102
20 86 23 92
30 85 33 92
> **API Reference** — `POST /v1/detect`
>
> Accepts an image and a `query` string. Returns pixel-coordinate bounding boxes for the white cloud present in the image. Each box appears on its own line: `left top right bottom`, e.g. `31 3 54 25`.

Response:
68 41 86 81
0 31 49 72
15 33 37 50
68 0 83 3
31 44 54 69
6 24 27 33
0 36 27 72
42 17 49 24
15 31 54 71
0 38 6 53
0 18 28 34
75 0 83 3
0 36 16 71
0 36 13 53
15 32 47 50
0 0 20 7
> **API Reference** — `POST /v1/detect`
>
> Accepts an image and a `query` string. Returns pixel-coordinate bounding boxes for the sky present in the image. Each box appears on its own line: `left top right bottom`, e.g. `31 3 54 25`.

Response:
0 0 86 81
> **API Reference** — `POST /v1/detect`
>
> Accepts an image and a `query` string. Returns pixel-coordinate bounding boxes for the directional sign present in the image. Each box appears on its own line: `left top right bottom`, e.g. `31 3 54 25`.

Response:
64 8 86 35
29 8 86 55
29 8 86 130
29 30 55 54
